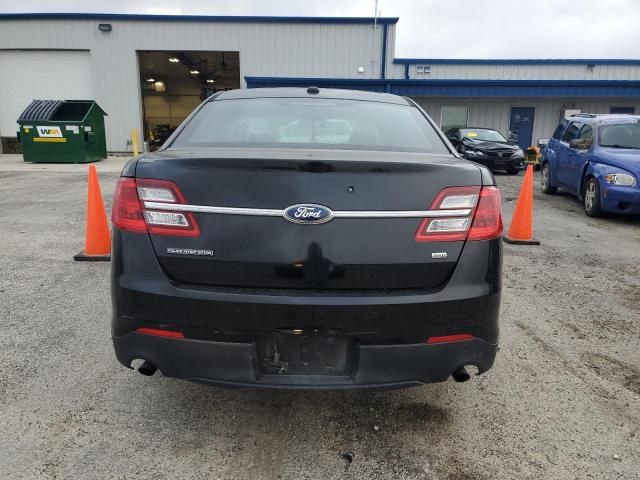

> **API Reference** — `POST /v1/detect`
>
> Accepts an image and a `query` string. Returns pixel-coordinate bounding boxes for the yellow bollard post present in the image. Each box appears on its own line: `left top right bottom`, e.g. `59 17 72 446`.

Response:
132 128 139 157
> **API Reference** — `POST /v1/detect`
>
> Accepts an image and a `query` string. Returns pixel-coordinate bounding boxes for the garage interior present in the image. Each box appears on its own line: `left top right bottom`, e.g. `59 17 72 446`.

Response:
137 51 240 148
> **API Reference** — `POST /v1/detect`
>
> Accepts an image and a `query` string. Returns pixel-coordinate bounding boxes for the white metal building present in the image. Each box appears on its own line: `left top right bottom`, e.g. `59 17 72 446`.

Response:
1 13 639 152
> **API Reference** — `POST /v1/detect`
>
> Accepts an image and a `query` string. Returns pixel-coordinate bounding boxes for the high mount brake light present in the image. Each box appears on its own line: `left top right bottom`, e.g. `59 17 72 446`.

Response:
112 178 200 237
415 186 502 242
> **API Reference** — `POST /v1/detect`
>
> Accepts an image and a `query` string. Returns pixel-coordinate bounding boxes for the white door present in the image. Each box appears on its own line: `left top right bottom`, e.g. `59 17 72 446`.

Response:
0 50 93 139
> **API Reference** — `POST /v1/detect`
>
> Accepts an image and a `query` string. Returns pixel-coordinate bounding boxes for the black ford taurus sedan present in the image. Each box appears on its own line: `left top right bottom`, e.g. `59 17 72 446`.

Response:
111 87 503 389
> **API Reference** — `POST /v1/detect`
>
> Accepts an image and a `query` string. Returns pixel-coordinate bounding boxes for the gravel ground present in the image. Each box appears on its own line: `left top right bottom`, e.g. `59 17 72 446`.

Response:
0 166 638 480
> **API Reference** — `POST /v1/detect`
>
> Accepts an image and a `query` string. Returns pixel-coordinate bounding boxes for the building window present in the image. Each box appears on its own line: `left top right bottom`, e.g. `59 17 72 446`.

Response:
441 106 468 131
610 107 635 114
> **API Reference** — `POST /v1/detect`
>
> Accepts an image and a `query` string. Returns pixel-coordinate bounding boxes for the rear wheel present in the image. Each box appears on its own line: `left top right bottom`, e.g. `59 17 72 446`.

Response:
506 167 519 175
541 163 557 194
583 177 603 217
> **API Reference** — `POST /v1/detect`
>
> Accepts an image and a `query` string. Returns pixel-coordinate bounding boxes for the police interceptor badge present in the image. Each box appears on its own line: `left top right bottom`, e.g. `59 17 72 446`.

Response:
167 248 214 257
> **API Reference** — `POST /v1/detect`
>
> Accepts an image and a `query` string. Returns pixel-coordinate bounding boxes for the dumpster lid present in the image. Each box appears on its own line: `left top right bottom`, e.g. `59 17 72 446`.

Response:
18 100 107 122
18 100 64 122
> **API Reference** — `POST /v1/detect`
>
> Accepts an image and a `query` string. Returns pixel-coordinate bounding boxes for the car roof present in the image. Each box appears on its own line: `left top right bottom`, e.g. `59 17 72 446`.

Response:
460 127 500 131
568 113 640 124
211 87 410 105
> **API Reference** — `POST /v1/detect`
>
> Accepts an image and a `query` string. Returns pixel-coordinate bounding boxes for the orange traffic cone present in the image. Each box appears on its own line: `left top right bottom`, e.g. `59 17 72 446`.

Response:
74 165 111 261
503 164 540 245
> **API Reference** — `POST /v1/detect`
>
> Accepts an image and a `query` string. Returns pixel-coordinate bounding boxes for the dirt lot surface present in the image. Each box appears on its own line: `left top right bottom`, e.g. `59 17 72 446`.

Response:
0 164 639 479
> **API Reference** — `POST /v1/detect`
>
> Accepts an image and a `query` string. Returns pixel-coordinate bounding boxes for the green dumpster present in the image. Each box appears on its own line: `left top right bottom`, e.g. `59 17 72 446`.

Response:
17 100 108 163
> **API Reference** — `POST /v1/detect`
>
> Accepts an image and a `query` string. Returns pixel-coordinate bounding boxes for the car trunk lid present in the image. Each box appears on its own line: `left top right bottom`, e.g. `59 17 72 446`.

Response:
134 147 483 290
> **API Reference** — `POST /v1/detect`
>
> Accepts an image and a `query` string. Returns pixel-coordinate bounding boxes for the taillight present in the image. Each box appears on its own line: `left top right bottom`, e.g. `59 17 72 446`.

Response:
112 178 146 233
415 186 502 242
111 178 200 237
137 178 200 237
467 187 503 241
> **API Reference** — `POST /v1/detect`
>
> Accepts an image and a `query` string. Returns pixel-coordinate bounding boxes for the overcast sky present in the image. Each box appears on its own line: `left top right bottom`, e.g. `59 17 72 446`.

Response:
2 0 639 59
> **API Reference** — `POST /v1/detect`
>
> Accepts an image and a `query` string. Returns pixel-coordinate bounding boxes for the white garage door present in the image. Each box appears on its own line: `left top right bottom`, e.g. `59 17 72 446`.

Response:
0 50 93 138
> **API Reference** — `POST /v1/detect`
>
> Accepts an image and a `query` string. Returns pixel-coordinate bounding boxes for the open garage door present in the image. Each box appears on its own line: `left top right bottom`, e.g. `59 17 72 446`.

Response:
0 50 93 152
138 51 240 150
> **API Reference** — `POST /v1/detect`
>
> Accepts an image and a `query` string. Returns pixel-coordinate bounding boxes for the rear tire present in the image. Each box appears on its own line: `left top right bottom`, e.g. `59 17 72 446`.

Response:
541 163 557 194
506 167 519 175
583 177 603 217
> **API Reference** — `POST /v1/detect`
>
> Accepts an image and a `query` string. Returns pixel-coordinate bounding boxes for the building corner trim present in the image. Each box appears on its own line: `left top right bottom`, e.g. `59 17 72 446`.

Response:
380 23 388 79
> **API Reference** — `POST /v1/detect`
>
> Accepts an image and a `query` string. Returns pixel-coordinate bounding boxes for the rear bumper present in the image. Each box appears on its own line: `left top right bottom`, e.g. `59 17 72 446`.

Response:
111 231 502 388
113 331 498 389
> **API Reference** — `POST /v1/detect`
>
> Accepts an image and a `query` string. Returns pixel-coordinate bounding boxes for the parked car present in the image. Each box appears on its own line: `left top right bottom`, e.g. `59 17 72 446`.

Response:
445 127 525 174
110 87 503 389
541 114 640 216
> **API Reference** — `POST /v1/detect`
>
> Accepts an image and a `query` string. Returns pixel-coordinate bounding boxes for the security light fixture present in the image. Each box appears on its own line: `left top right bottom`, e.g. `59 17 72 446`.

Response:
168 57 180 63
190 70 200 75
98 23 112 32
146 78 155 82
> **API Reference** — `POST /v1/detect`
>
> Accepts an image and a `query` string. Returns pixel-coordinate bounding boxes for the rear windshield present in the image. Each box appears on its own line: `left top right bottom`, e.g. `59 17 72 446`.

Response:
170 97 450 154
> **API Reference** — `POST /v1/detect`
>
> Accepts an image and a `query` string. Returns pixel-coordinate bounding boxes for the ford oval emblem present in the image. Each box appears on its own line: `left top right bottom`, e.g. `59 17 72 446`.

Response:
283 204 334 225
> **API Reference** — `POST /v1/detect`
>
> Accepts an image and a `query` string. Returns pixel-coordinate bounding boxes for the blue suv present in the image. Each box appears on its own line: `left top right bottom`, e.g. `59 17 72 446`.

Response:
541 114 640 216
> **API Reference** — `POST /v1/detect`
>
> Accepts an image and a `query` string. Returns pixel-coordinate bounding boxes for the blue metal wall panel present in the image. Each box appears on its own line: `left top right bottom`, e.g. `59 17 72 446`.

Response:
245 77 640 97
393 58 640 66
0 13 399 24
245 77 387 92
